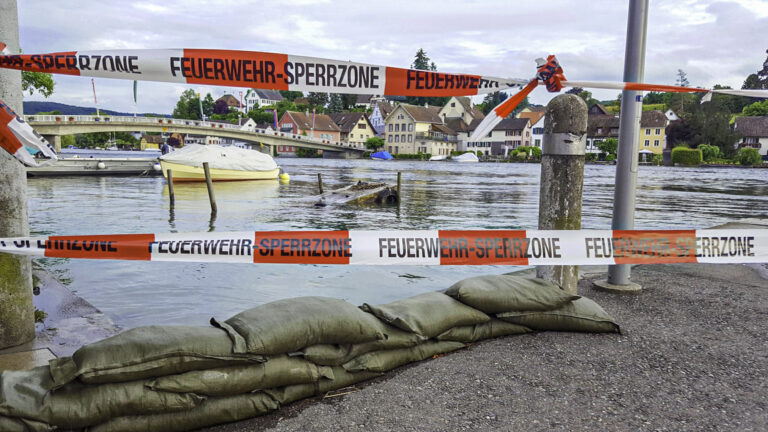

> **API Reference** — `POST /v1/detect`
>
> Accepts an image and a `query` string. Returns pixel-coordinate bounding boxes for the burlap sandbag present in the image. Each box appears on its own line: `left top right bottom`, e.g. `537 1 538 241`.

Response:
88 392 278 432
147 355 333 396
298 323 426 366
215 296 386 355
342 341 466 373
445 274 580 313
360 292 490 338
497 297 620 333
48 326 262 386
265 367 381 405
435 319 532 342
0 366 204 429
0 416 52 432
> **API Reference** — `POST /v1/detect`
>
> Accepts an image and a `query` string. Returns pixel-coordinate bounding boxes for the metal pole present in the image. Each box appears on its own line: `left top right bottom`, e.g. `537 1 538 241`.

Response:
599 0 648 293
536 94 588 294
203 162 217 214
0 0 35 349
166 169 175 207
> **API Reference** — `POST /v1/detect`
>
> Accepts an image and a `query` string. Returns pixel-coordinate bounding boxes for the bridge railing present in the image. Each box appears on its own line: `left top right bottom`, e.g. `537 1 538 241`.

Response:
24 115 366 151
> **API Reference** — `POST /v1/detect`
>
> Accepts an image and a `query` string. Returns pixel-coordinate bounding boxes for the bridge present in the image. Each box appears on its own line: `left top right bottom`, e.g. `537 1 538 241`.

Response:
25 115 366 159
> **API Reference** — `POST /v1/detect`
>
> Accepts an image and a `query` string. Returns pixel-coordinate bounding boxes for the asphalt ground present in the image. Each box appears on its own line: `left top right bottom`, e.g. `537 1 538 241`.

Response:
203 263 768 432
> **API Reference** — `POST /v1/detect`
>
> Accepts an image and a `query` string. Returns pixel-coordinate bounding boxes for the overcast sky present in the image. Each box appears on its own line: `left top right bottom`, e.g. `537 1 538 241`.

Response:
15 0 768 114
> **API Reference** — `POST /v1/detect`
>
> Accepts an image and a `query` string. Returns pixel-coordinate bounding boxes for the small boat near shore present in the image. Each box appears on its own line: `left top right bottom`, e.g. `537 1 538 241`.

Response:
159 144 279 182
370 150 393 160
428 155 448 161
451 152 479 163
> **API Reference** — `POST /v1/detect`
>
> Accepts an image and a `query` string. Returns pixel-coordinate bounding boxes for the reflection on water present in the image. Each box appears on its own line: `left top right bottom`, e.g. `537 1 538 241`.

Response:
27 159 768 328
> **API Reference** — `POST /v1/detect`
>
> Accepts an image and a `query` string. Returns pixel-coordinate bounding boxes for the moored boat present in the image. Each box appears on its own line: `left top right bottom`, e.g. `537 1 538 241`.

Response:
451 152 479 163
370 150 393 160
160 144 279 182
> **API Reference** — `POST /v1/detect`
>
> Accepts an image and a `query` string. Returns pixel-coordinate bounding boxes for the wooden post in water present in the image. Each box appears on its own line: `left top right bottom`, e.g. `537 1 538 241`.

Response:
536 94 587 295
317 173 324 194
166 169 175 207
203 162 217 214
397 171 402 204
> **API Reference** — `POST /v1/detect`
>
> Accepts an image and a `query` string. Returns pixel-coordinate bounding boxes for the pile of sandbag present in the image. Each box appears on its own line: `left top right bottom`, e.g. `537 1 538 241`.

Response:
0 275 619 432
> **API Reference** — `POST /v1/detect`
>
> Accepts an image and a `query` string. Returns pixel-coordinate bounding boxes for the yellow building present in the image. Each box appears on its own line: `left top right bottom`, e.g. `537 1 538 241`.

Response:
384 104 456 155
140 134 163 150
329 113 376 149
639 110 668 155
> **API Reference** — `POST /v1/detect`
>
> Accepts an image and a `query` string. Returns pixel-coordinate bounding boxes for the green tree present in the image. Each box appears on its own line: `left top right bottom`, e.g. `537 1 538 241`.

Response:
60 135 75 148
643 92 665 104
21 71 55 97
341 94 358 110
479 91 508 115
327 94 344 113
365 136 384 150
742 99 768 116
597 137 618 156
202 93 215 117
172 89 202 120
307 92 329 109
577 90 598 108
247 109 275 124
279 90 304 101
406 49 447 106
411 48 431 70
687 98 742 157
737 147 763 166
698 144 722 162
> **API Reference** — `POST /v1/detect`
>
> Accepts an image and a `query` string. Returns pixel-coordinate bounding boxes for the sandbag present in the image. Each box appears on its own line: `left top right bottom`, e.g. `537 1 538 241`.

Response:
265 367 381 405
216 296 386 355
49 326 262 386
88 392 278 432
342 341 466 373
445 274 580 313
0 366 204 429
435 319 532 342
298 323 426 366
360 292 490 338
147 355 333 396
497 297 620 333
0 416 53 432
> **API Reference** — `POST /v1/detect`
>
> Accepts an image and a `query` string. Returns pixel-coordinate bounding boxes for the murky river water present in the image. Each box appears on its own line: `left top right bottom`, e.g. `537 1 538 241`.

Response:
26 153 768 328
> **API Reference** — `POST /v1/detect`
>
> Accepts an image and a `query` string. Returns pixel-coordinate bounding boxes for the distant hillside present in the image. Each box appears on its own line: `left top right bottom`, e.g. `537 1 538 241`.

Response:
23 101 169 117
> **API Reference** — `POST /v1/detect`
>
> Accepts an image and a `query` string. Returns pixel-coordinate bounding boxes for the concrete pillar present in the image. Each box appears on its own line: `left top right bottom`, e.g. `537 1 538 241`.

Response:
0 0 35 349
536 94 588 294
43 134 61 152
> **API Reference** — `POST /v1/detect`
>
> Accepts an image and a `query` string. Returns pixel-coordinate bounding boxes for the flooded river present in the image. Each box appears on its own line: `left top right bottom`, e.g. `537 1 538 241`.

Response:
26 156 768 328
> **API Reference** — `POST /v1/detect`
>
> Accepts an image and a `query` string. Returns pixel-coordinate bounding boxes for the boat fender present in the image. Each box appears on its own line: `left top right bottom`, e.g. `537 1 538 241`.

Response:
153 163 162 172
97 161 106 169
279 173 290 182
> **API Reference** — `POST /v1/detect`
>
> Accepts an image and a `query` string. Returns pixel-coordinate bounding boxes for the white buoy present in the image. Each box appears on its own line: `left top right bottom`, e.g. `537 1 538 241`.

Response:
97 161 106 169
153 163 162 171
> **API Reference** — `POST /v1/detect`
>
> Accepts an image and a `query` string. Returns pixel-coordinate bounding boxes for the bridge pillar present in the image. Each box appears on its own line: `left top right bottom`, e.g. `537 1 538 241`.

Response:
43 135 61 153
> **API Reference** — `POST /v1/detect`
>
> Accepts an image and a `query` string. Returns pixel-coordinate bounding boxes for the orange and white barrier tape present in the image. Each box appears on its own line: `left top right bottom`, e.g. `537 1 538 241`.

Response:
1 229 766 266
0 47 527 97
0 98 57 166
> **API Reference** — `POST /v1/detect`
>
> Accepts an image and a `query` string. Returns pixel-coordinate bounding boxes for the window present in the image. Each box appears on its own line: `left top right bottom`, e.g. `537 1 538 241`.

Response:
408 135 413 142
746 137 758 144
506 130 512 136
358 124 366 129
408 124 413 131
487 132 492 138
388 135 393 142
644 139 650 146
388 124 393 132
654 140 660 147
401 123 406 131
395 124 400 132
645 128 651 135
395 146 399 154
401 134 405 142
451 102 455 107
395 135 400 142
533 127 543 134
655 128 661 135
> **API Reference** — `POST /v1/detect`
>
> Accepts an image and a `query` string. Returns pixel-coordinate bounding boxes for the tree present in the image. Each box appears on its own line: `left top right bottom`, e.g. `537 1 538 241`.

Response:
577 90 598 108
675 69 690 114
341 94 358 110
565 87 584 95
643 92 665 104
412 49 431 70
60 135 75 148
737 147 763 166
172 89 202 120
597 138 618 156
21 71 54 97
202 93 215 117
686 98 742 157
247 109 275 125
365 137 384 151
327 94 344 113
213 99 230 115
479 91 508 115
742 99 768 116
279 90 304 101
742 49 768 90
406 49 447 106
307 92 329 109
666 120 695 147
698 144 722 162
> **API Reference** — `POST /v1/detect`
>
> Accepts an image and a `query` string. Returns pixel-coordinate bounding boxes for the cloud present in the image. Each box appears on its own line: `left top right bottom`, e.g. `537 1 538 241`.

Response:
16 0 768 113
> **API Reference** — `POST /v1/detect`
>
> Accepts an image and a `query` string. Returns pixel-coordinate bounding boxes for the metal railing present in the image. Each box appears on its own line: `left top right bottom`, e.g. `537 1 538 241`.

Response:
23 115 365 151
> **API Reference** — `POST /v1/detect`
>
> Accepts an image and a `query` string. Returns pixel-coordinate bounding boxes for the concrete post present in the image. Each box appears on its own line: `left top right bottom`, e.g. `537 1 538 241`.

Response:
536 94 588 295
0 0 35 349
43 134 61 152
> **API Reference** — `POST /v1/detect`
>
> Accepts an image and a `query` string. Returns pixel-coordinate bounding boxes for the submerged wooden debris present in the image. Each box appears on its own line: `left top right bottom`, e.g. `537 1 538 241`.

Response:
315 181 399 206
